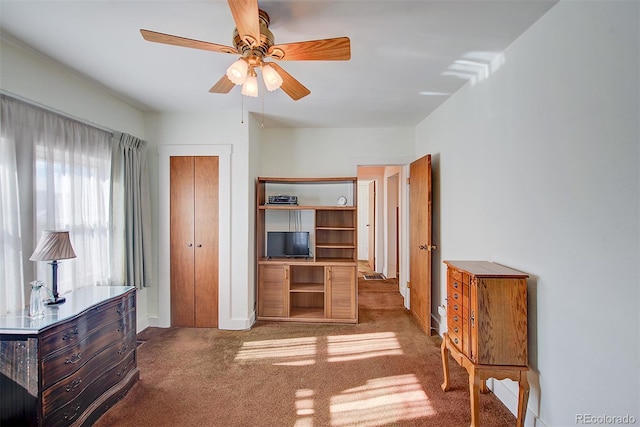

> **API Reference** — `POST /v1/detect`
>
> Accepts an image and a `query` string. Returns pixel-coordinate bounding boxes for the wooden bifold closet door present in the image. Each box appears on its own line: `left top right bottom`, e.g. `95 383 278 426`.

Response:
170 156 219 327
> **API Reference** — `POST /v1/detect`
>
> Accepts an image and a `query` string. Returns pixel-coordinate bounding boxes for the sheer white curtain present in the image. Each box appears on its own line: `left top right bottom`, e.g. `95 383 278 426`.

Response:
32 108 113 293
2 95 114 297
0 96 25 313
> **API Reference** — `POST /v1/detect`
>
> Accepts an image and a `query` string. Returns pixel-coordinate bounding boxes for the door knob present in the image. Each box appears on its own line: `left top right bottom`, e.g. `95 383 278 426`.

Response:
197 244 202 247
427 244 437 252
187 243 193 247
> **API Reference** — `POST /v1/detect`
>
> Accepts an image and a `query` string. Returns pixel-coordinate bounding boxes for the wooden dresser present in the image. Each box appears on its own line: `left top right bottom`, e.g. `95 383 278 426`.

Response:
0 286 139 426
441 261 529 427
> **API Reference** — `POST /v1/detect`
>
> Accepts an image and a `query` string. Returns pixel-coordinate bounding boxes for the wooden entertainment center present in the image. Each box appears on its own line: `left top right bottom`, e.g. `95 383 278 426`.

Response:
256 177 358 323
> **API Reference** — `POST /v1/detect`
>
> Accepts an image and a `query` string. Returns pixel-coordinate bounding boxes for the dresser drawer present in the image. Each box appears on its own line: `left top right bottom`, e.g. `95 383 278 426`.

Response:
41 329 136 417
41 310 135 389
40 295 131 357
42 350 137 426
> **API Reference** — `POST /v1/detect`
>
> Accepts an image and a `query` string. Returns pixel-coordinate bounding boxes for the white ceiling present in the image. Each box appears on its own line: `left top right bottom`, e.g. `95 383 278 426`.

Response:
0 0 557 129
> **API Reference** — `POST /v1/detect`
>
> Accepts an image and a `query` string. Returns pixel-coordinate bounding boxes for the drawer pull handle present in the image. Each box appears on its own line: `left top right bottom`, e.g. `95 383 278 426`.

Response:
453 293 458 300
62 328 79 340
454 326 459 333
118 343 129 355
453 315 459 322
470 310 475 327
454 282 459 289
64 404 81 421
117 361 133 377
454 304 459 311
65 379 83 392
454 338 459 344
65 353 82 364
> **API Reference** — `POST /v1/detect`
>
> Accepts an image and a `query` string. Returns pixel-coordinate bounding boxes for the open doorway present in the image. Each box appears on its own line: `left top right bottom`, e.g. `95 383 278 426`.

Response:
357 165 402 290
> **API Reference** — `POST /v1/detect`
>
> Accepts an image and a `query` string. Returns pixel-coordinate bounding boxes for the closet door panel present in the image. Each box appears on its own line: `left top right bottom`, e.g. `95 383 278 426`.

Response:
194 156 219 327
170 156 195 327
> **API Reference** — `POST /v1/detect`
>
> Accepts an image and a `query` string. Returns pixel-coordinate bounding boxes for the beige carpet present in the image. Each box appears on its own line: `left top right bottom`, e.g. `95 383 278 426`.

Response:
94 277 516 427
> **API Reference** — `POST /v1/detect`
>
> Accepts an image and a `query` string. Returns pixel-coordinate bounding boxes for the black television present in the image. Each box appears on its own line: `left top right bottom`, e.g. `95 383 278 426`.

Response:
267 231 310 258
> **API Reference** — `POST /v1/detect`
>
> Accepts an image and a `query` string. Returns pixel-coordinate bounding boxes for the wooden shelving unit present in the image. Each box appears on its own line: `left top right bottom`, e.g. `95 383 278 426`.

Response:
256 177 358 323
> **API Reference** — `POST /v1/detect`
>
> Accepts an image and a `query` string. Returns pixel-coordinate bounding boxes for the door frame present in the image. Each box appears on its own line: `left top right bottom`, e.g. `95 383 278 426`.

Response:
158 145 232 329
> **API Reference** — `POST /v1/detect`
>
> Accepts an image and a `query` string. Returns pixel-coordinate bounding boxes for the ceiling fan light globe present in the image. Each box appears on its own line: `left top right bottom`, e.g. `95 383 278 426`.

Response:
241 74 259 97
226 59 248 85
262 64 283 91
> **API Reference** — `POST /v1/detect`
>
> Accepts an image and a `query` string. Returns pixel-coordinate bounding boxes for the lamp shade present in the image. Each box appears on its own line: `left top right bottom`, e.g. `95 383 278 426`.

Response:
262 64 283 91
30 230 76 261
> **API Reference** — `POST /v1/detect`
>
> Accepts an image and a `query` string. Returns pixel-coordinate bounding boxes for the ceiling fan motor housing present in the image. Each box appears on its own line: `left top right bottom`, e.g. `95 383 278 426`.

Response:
233 9 274 62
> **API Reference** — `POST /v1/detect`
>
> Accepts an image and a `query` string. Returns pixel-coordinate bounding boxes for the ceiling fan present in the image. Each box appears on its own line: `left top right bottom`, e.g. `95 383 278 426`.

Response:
140 0 351 101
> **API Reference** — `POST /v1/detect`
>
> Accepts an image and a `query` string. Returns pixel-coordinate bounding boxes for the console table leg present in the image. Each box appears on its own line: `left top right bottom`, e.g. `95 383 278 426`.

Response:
516 370 530 427
469 367 481 427
441 334 451 392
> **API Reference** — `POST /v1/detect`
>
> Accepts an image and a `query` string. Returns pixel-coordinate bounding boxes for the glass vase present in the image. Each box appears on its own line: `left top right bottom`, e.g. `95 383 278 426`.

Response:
29 280 45 318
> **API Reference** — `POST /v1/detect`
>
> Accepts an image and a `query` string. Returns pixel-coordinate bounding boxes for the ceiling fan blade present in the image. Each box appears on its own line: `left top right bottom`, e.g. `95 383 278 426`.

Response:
267 37 351 61
227 0 260 47
140 29 238 54
209 75 235 94
267 63 310 101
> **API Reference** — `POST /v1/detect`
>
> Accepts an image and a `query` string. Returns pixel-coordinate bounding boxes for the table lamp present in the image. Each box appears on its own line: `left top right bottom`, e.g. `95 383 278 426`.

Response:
29 230 76 305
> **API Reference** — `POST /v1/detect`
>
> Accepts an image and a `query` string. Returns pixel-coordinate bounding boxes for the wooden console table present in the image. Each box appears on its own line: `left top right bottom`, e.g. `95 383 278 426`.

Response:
0 286 139 426
440 261 529 427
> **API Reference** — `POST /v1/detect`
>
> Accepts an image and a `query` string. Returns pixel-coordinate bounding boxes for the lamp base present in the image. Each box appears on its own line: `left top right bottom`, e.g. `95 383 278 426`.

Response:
46 296 66 305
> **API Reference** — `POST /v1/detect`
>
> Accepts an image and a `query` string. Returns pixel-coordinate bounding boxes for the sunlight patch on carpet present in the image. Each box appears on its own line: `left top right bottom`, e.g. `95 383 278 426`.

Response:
329 374 436 426
326 332 403 362
235 337 317 366
363 273 386 280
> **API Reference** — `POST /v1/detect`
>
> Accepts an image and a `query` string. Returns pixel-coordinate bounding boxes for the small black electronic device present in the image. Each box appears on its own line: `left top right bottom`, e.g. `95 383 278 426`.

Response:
267 231 310 258
267 195 298 205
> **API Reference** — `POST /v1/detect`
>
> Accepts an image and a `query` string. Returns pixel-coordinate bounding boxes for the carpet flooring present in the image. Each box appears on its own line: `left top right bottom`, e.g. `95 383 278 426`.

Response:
94 275 516 427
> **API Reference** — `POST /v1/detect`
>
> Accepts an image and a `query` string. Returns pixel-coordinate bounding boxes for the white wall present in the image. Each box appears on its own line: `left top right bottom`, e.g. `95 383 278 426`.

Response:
415 1 639 426
260 127 415 177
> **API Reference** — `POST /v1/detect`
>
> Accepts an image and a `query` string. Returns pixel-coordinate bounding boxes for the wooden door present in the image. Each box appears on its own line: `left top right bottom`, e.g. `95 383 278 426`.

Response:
409 154 433 335
170 156 196 327
170 156 219 327
194 156 219 327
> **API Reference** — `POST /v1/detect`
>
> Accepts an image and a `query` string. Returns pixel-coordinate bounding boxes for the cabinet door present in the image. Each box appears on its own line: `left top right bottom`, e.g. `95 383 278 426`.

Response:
326 265 356 320
258 265 289 317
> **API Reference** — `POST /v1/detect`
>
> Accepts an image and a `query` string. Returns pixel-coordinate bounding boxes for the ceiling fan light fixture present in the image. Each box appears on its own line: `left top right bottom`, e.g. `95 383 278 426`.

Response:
262 63 283 91
226 58 248 85
241 69 259 97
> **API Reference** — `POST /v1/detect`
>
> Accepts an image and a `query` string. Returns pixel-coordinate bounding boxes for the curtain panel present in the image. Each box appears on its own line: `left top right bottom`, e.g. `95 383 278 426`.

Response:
111 133 152 288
